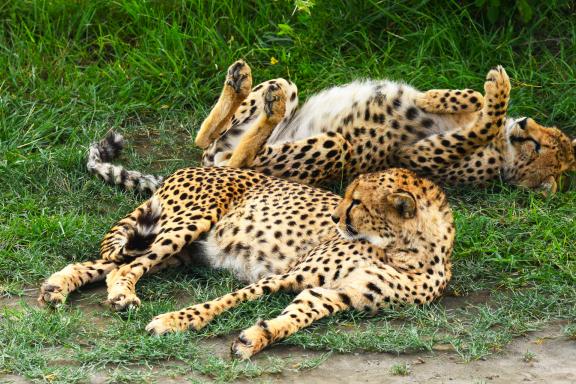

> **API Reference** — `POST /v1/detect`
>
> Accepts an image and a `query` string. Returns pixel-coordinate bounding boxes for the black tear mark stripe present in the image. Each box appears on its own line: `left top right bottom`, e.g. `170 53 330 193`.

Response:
344 202 358 236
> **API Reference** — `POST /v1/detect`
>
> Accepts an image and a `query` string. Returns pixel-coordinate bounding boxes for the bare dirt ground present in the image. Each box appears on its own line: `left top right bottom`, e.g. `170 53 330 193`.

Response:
264 327 575 383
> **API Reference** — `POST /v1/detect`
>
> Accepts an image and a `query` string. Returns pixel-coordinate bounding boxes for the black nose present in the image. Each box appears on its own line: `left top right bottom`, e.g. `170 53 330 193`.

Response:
331 215 339 224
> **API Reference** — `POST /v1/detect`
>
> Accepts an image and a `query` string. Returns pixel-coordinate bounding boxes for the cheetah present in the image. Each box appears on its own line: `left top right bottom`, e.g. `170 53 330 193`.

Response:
38 167 454 359
88 63 575 194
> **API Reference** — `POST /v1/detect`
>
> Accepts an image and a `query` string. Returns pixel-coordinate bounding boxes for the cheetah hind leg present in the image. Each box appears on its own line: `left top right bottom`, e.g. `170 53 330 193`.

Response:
250 132 352 186
38 259 119 307
38 253 195 307
105 218 213 311
226 83 287 168
195 60 253 149
415 89 484 114
203 78 298 167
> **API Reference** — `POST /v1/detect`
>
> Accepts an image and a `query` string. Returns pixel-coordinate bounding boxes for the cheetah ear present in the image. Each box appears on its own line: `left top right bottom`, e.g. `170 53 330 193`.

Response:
387 192 417 219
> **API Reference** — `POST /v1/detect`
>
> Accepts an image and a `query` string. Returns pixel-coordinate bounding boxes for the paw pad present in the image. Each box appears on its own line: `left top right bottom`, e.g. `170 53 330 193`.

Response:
226 60 252 94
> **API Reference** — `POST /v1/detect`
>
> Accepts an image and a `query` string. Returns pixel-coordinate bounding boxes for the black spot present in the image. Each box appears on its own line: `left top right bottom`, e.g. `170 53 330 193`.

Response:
339 293 351 305
366 282 382 295
323 303 334 314
405 107 418 120
323 140 336 149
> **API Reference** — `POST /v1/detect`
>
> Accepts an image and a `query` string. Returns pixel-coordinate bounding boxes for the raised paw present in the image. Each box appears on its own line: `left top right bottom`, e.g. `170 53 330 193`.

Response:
263 84 287 123
230 321 271 360
483 65 511 102
226 60 252 96
38 283 67 307
106 290 141 311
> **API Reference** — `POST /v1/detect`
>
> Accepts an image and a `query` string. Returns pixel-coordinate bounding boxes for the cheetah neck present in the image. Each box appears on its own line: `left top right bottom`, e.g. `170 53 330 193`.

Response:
386 206 454 281
495 116 526 182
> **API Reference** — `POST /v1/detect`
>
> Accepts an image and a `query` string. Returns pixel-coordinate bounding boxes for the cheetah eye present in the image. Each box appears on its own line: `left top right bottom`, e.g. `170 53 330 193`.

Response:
351 199 361 206
510 136 541 153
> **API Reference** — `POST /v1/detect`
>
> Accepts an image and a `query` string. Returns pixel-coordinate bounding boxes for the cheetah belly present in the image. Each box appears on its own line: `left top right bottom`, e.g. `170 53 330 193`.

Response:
267 79 459 148
196 234 269 283
268 80 406 144
196 226 327 284
195 189 340 283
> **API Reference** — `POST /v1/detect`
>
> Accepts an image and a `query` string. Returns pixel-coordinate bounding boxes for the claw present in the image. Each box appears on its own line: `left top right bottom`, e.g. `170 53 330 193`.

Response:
38 283 66 307
106 292 141 311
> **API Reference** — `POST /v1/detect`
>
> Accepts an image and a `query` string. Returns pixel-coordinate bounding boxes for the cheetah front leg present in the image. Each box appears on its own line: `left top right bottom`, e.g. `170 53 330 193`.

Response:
231 264 432 359
395 66 511 171
195 60 252 149
145 273 302 335
231 287 350 359
415 89 484 113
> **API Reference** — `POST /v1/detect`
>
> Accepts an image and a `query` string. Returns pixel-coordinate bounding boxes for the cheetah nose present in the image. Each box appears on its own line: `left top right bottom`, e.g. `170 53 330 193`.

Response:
331 215 339 224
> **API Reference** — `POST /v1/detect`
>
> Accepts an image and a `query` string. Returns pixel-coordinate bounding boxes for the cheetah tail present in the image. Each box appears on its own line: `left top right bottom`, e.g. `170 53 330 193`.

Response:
100 197 163 261
86 131 163 194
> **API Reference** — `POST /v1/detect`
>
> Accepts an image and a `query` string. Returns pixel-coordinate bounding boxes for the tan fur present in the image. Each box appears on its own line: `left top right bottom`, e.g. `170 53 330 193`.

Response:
227 83 287 168
39 167 454 359
200 63 574 193
194 60 252 149
87 62 574 194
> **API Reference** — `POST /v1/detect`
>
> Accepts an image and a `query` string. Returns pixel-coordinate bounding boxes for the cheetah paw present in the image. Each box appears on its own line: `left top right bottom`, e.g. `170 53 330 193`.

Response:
263 84 286 123
146 305 214 335
230 324 269 360
226 60 252 96
106 291 141 311
38 283 67 307
146 312 190 335
483 65 511 101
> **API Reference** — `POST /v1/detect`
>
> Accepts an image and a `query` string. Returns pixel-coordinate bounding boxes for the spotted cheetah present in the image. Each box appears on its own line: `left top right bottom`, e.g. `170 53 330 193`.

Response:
88 63 575 194
38 167 454 359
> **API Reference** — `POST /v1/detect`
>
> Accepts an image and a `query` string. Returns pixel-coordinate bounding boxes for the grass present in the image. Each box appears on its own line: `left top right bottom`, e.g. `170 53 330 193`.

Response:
0 0 575 382
389 362 411 376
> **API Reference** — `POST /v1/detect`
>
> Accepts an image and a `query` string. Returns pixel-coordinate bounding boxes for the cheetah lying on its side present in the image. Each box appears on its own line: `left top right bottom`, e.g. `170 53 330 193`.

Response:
88 64 575 194
38 167 454 359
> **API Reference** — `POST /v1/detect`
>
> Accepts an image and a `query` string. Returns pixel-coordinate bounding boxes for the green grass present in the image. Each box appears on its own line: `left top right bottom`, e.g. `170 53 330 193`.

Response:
389 362 411 376
0 0 575 382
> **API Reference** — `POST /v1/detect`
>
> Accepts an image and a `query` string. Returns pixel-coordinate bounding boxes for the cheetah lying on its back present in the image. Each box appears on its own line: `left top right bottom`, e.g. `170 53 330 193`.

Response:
39 167 454 358
88 64 575 194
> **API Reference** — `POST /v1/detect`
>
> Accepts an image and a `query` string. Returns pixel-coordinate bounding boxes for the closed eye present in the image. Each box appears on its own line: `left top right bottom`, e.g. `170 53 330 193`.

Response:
510 135 541 153
351 199 361 206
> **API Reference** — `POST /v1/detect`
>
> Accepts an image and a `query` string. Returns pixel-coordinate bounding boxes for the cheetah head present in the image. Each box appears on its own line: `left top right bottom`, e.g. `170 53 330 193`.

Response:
502 117 575 194
331 168 453 249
